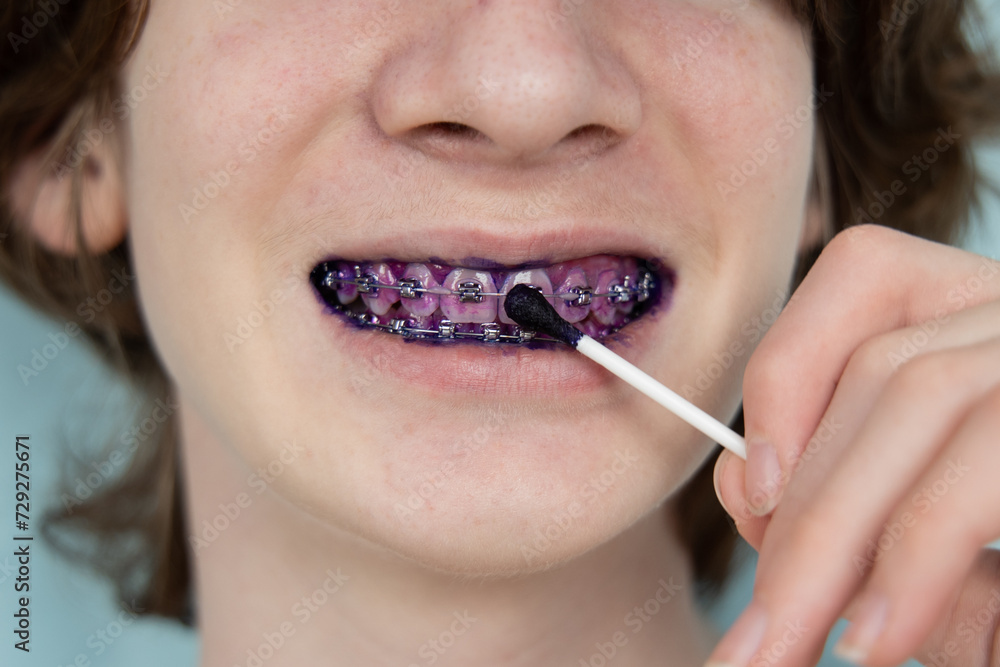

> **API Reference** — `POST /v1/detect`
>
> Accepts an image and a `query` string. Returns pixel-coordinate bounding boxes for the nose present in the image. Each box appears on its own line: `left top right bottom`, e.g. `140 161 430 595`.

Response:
371 1 642 166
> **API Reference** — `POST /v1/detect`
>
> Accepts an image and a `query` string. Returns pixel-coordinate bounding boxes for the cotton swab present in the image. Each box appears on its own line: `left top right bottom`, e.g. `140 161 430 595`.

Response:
503 284 747 460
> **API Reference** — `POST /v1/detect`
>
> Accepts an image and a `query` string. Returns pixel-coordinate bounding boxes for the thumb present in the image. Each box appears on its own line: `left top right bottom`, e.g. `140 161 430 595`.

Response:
713 448 769 550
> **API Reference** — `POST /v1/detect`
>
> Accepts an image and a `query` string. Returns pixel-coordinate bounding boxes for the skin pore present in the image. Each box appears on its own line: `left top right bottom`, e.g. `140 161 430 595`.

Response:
58 1 821 664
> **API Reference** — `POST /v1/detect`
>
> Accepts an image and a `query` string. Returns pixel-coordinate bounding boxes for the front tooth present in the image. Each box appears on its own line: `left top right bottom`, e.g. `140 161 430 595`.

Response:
591 269 621 325
498 269 554 324
360 262 399 315
553 267 591 323
398 263 440 317
440 269 498 323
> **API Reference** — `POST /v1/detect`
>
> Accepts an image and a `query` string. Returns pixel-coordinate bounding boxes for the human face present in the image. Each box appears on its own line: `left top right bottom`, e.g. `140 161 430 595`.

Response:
122 0 816 574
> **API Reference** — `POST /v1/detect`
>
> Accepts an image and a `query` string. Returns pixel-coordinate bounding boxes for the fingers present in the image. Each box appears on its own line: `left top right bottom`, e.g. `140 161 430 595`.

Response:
714 449 768 548
714 316 973 549
721 295 1000 539
839 383 1000 665
741 227 1000 510
708 229 1000 666
756 335 1000 569
707 336 1000 667
911 547 1000 667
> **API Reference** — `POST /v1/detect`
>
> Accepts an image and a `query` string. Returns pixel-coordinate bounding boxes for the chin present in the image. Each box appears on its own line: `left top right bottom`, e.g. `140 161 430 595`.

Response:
247 394 713 579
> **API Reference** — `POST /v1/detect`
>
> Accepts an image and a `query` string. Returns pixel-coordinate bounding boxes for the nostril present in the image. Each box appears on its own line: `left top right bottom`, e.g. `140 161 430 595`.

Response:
564 124 605 140
432 122 471 133
562 123 618 152
425 121 481 138
411 121 616 161
411 121 489 152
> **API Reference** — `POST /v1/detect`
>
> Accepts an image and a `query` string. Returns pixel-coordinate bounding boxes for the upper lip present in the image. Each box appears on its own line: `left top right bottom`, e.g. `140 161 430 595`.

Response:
306 220 676 270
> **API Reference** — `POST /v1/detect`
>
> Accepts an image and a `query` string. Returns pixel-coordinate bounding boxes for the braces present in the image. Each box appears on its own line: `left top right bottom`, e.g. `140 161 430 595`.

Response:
321 265 656 306
312 261 662 344
344 311 553 343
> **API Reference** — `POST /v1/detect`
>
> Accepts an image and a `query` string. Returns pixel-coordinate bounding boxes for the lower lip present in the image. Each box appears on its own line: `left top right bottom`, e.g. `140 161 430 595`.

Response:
313 299 668 397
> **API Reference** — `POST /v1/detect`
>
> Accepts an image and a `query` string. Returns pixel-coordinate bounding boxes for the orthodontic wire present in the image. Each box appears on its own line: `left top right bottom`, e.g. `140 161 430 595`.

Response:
322 268 655 304
318 265 657 343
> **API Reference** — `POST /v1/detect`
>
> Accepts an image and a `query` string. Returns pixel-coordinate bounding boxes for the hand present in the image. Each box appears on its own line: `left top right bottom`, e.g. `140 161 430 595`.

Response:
710 224 1000 667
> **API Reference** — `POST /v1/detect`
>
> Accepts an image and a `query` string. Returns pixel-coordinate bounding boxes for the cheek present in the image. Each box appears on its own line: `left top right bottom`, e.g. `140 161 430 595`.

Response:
623 4 815 417
668 6 815 279
674 15 814 212
638 4 814 209
119 3 353 387
609 0 816 276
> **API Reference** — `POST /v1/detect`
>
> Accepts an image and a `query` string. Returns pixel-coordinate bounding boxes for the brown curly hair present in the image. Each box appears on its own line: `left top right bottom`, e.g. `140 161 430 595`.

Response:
1 0 999 626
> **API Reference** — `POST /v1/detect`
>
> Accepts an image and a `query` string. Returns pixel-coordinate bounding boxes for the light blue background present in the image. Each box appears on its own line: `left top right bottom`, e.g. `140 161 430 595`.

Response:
2 9 1000 666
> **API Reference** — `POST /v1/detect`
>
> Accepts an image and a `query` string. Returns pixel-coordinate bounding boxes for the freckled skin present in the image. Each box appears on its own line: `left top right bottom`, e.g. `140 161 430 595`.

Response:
118 1 818 661
126 0 814 567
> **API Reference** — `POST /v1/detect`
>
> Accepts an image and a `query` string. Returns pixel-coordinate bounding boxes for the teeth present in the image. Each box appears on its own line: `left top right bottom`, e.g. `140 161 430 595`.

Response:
615 275 635 312
398 263 441 317
440 269 498 323
380 304 405 330
553 267 591 323
591 269 621 325
360 263 400 315
313 256 660 343
405 311 439 332
374 303 401 325
498 269 554 324
335 265 359 304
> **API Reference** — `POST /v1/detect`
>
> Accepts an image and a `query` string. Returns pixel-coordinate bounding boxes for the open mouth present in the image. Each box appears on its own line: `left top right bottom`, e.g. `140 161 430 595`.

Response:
309 254 671 344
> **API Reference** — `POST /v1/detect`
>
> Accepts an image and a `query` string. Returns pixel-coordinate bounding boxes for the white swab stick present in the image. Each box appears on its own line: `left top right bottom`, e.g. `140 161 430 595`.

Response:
576 336 747 460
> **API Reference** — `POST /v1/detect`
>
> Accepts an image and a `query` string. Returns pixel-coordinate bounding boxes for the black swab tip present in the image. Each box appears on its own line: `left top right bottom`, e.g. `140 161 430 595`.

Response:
503 284 583 347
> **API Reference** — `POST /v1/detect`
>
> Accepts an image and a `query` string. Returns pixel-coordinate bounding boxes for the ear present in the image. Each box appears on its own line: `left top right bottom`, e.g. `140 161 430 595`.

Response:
7 128 127 256
798 123 832 252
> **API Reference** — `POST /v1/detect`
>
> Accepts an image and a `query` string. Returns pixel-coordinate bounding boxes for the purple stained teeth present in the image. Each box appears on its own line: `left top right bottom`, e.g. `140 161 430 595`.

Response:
554 267 591 323
591 269 620 325
399 264 440 316
332 265 359 304
440 269 498 323
360 262 399 315
498 269 554 325
310 254 666 343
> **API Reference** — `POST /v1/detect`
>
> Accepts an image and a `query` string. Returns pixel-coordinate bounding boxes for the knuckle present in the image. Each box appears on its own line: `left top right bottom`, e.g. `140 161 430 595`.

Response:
842 333 901 383
809 226 904 307
824 224 899 264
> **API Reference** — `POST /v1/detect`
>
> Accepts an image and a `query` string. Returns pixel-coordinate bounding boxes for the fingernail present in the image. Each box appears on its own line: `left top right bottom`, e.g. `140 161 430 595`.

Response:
746 438 782 516
705 600 768 667
834 591 888 665
713 451 733 515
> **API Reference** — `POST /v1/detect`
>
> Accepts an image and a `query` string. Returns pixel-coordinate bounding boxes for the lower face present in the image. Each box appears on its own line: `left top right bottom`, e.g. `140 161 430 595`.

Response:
122 0 815 574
